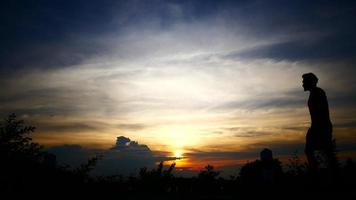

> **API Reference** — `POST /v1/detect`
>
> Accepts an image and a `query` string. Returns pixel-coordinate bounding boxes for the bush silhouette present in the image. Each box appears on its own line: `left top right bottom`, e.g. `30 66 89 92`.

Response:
239 158 283 186
136 161 176 194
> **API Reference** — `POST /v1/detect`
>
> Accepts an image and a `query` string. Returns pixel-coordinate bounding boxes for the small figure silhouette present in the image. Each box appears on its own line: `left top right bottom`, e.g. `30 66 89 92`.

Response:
239 148 283 187
260 148 277 184
302 73 333 173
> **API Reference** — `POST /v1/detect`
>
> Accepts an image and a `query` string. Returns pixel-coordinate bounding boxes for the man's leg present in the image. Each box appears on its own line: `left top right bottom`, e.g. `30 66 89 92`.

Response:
305 130 318 172
305 148 318 172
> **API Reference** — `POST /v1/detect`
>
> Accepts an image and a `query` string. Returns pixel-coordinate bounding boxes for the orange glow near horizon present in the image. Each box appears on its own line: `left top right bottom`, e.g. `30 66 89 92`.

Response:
164 155 257 172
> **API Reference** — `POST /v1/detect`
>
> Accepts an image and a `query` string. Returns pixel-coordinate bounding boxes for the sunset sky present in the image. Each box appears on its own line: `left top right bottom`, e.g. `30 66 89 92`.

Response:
1 0 356 176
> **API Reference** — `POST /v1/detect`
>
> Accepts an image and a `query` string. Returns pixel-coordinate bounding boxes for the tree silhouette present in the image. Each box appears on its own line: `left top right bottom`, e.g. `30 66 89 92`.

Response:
0 114 44 193
198 165 220 181
0 114 102 196
0 113 42 161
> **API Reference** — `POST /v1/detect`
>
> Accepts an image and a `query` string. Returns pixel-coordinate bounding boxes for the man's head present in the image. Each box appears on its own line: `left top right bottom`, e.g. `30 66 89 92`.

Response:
302 73 318 91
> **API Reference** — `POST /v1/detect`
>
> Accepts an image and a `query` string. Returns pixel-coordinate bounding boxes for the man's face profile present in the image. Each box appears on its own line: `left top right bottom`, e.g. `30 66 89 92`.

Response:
302 78 311 91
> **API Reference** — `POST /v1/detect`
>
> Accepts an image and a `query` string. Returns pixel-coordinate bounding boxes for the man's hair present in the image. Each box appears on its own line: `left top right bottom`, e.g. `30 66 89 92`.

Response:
302 73 318 85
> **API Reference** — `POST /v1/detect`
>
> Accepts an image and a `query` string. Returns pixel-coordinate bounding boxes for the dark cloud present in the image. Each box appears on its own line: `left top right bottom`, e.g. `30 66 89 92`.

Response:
225 36 356 63
47 136 176 176
0 0 222 69
110 136 150 152
216 91 305 111
223 127 241 132
47 144 97 167
186 143 304 164
234 131 272 138
221 0 356 63
337 142 356 152
215 98 298 111
116 123 149 131
1 1 355 69
190 140 306 161
248 142 305 156
329 92 356 108
0 0 119 69
0 86 115 117
221 127 274 137
185 149 256 161
223 0 356 39
280 126 307 132
37 122 106 133
47 135 356 176
334 121 356 129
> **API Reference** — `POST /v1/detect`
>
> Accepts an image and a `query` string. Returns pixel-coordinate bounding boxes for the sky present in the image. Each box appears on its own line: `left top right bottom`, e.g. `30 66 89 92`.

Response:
1 0 356 176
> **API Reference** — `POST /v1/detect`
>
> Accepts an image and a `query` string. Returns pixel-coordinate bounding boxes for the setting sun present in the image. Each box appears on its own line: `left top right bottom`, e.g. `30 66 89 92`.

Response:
174 150 183 159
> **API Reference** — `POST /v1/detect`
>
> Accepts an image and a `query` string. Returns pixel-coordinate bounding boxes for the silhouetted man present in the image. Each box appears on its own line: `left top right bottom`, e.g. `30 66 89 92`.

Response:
302 73 333 172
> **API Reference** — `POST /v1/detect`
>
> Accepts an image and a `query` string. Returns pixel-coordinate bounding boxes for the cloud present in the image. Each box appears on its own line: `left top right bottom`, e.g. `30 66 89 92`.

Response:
213 88 306 111
116 123 149 131
47 136 176 176
0 86 115 117
280 126 307 132
47 144 96 167
226 37 356 63
0 0 119 69
110 136 150 152
329 92 356 108
36 121 111 133
334 121 356 129
185 149 256 161
1 0 355 71
247 141 305 156
185 140 306 163
216 97 305 111
233 131 272 138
